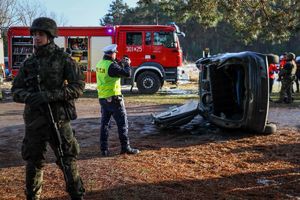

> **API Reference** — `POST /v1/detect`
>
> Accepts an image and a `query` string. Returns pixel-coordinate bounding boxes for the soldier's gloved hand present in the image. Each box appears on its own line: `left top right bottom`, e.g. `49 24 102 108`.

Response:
25 92 49 107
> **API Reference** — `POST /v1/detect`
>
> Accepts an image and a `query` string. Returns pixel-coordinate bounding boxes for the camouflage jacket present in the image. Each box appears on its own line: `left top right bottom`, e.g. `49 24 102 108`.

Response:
279 60 297 79
11 42 85 122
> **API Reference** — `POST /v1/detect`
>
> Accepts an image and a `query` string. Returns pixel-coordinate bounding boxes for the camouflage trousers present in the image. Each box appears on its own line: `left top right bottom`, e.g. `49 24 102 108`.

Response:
279 78 294 103
22 117 85 199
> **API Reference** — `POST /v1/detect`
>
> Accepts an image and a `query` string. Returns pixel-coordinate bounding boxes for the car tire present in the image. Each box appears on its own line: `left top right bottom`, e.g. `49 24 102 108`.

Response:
136 71 161 94
263 123 277 134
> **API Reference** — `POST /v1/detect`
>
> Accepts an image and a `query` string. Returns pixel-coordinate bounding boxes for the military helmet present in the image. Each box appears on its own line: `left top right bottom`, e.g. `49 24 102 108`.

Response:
286 52 296 61
30 17 58 38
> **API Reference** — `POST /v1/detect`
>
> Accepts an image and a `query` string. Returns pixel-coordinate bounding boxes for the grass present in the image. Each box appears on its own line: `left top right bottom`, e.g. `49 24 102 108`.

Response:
270 92 300 106
84 84 300 106
124 93 199 105
83 82 199 105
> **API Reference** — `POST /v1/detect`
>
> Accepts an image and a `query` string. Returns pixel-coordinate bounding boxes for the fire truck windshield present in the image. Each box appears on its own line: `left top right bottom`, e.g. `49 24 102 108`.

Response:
153 31 176 48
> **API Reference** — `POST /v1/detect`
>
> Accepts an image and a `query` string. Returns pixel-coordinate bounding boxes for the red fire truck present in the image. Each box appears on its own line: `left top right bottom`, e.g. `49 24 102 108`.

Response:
7 24 185 93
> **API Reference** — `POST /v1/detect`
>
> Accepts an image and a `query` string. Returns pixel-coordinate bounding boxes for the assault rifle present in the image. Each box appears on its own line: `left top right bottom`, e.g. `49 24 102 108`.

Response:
36 74 69 185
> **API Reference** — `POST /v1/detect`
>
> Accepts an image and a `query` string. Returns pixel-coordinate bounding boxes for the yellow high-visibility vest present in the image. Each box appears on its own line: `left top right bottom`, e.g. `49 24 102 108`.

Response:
96 59 121 98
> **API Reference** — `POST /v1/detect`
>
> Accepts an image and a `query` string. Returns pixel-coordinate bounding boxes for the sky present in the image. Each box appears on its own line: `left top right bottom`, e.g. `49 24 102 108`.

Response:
37 0 138 26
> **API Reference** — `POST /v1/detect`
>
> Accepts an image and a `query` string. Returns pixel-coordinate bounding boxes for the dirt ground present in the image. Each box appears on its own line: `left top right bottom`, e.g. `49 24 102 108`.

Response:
0 87 299 199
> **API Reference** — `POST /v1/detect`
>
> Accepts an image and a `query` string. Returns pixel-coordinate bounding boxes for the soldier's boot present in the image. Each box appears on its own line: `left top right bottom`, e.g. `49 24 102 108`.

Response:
120 146 140 155
66 170 85 200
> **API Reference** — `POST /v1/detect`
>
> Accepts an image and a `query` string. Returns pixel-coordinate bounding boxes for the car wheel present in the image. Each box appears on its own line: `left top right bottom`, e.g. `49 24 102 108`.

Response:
136 71 161 94
263 123 277 134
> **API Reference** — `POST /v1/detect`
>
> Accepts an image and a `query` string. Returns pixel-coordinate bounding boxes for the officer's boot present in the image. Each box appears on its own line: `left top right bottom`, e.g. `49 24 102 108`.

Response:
120 145 140 155
100 140 109 157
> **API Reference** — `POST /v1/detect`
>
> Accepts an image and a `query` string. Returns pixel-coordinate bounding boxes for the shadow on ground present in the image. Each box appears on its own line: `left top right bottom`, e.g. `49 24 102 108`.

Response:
44 168 300 200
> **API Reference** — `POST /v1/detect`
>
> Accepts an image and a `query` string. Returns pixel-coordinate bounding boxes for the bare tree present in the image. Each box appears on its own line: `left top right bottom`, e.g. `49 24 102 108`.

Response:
0 0 69 27
15 0 68 26
0 0 18 27
48 12 69 26
15 0 47 26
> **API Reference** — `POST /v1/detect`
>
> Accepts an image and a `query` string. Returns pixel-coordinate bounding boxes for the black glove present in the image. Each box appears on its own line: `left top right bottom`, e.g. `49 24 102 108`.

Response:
121 57 131 66
25 92 49 107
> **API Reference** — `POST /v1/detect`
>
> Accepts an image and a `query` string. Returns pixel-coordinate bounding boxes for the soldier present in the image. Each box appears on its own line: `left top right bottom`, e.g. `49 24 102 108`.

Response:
11 17 85 200
276 52 297 103
96 44 140 156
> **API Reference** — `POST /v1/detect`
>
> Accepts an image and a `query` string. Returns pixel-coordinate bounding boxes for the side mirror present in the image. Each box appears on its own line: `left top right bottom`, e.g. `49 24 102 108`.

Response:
178 32 185 37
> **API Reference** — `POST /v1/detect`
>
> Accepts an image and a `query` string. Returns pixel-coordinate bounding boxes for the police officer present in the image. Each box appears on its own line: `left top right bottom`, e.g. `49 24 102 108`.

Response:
276 52 297 103
96 44 140 156
11 17 85 200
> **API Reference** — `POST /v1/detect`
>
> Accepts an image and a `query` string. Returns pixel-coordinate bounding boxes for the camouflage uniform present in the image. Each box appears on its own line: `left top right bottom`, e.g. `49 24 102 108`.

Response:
278 59 297 103
11 41 85 199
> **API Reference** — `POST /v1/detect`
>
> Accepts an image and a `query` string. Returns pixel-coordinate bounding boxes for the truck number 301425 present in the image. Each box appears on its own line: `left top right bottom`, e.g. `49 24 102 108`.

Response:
126 46 142 52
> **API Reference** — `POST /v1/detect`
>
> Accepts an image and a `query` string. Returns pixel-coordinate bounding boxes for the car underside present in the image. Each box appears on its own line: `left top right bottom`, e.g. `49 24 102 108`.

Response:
152 51 276 134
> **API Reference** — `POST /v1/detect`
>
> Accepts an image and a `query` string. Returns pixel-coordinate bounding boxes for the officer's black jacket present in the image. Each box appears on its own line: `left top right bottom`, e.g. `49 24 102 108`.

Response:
103 55 131 78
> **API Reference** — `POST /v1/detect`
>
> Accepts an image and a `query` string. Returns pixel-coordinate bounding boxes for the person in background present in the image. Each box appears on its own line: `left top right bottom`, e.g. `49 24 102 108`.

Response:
279 52 287 69
203 47 210 58
96 44 140 157
276 52 297 103
11 17 85 200
268 57 279 101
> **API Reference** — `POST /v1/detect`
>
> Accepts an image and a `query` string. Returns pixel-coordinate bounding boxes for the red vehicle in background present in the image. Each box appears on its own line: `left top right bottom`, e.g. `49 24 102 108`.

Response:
7 23 185 93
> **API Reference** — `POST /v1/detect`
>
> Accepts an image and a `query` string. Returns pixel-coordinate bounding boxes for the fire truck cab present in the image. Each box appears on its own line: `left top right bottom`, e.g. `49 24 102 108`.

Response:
7 24 184 94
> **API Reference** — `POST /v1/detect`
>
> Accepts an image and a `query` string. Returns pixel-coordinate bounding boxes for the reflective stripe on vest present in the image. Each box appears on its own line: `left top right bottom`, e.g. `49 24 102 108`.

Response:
96 59 121 98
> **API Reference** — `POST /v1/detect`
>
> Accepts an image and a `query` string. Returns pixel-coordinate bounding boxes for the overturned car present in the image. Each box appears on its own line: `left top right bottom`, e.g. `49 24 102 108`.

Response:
153 51 276 134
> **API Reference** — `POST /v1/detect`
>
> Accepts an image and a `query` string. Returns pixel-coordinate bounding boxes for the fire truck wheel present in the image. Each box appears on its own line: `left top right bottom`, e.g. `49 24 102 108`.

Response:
137 71 161 94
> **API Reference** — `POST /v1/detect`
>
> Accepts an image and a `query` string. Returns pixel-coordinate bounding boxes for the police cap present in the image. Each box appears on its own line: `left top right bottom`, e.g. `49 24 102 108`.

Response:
103 44 118 54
